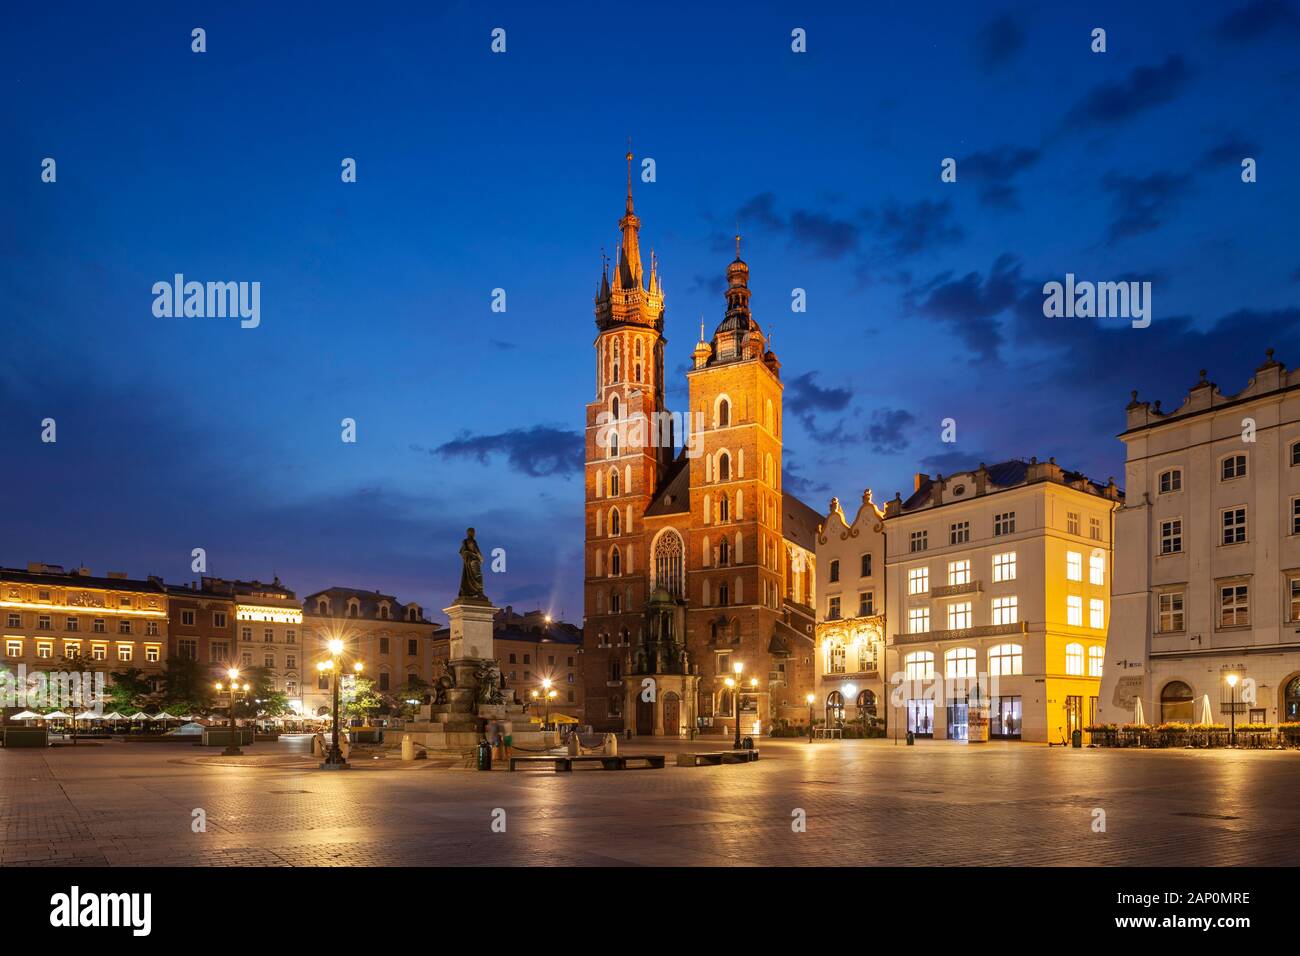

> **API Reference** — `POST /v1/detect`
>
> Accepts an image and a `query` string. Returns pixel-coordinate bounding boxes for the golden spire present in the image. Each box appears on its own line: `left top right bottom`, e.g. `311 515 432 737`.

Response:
625 137 634 214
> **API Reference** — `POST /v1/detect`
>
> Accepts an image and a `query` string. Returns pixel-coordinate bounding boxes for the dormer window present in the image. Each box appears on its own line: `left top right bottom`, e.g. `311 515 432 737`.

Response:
317 599 328 615
347 600 359 618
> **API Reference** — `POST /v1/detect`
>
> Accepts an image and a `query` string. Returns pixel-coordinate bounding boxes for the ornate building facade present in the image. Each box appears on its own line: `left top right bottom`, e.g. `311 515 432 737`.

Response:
582 154 818 736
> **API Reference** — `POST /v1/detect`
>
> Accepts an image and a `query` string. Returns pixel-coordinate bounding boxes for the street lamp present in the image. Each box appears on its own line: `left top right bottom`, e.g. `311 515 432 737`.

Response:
1226 673 1239 747
213 667 251 756
317 638 364 770
806 693 815 743
531 678 558 729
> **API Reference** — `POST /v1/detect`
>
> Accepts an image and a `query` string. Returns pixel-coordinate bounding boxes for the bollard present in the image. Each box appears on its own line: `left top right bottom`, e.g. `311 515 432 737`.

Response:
566 733 580 756
605 732 618 756
401 734 414 761
476 738 493 771
906 731 915 746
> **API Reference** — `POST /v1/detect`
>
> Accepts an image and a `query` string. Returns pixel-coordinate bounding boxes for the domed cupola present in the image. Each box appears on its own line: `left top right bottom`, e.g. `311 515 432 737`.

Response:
711 235 764 361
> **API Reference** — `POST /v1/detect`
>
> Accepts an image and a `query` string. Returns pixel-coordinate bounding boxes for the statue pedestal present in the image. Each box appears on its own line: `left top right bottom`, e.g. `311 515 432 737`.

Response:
445 599 496 660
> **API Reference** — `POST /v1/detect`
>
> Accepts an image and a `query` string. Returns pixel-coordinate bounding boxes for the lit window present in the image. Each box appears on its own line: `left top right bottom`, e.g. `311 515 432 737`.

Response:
1065 642 1084 676
1158 591 1185 632
65 642 80 658
37 642 53 659
945 646 976 679
904 651 934 680
989 643 1023 676
1219 584 1249 627
947 601 972 630
1067 596 1083 627
947 560 971 586
1222 507 1247 545
992 596 1018 625
993 552 1017 582
1221 454 1247 480
1089 552 1105 585
907 607 930 634
1158 469 1182 493
1066 551 1083 581
146 645 160 663
117 644 133 661
907 567 929 595
91 644 107 661
1089 598 1104 629
1088 646 1104 677
5 640 21 657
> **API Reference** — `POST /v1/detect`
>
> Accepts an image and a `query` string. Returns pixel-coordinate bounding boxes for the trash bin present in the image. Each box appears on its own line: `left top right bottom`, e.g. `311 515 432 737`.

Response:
906 731 915 746
476 738 493 771
742 736 754 750
1071 729 1082 748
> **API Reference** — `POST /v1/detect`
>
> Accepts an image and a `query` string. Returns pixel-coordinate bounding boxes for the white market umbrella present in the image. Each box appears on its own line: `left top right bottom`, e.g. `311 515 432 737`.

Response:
11 710 40 720
126 711 152 721
148 712 173 721
100 711 126 721
74 711 101 721
177 715 194 722
43 710 72 720
1133 698 1145 725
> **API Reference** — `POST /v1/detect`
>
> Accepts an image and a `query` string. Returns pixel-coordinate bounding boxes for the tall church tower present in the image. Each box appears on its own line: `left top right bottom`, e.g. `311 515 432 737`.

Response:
582 151 668 731
685 238 789 740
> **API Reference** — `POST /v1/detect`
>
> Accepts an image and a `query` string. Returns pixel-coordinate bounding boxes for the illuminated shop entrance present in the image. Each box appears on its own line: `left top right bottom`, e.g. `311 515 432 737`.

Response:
907 698 933 737
991 696 1022 739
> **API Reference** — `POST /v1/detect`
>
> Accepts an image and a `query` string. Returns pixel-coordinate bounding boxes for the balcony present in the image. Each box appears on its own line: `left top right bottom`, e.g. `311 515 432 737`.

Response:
893 620 1027 646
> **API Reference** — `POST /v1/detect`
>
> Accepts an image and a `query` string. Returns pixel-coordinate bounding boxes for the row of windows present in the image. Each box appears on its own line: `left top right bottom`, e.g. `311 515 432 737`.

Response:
902 643 1103 678
311 600 421 621
1156 446 1300 496
826 591 875 619
4 639 161 662
907 511 1103 553
827 553 873 583
1159 501 1300 555
906 595 1105 632
176 609 229 628
239 626 297 643
6 612 163 635
1155 578 1300 631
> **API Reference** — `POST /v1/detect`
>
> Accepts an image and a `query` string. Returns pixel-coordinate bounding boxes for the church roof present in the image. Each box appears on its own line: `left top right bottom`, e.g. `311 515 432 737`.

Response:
643 454 691 516
781 492 821 551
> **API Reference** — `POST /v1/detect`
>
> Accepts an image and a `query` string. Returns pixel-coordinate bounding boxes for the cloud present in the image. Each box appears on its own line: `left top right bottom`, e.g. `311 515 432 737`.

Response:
974 11 1027 71
429 426 583 478
904 254 1023 361
959 146 1041 208
1065 55 1193 126
788 210 860 258
919 450 1002 475
783 455 829 498
1199 135 1258 168
1215 0 1300 41
867 407 916 454
737 192 783 230
1100 170 1192 241
489 338 518 351
867 199 965 259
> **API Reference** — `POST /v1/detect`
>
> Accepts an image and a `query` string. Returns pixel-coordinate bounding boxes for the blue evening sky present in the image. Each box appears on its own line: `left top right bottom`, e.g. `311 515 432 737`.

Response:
3 1 1298 621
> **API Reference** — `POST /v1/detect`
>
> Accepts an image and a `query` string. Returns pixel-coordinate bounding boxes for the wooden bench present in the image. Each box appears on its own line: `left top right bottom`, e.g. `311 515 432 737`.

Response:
509 755 572 772
570 754 665 770
675 749 760 767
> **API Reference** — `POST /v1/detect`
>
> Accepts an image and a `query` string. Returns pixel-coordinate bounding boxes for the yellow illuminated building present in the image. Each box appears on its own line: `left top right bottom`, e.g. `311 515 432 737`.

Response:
882 459 1122 743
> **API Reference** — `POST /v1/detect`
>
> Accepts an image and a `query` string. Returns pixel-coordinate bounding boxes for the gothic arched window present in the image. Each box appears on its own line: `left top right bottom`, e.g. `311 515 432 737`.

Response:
609 469 619 496
610 546 621 576
609 508 621 536
611 396 620 420
717 452 731 481
718 495 730 523
718 399 730 428
652 529 685 598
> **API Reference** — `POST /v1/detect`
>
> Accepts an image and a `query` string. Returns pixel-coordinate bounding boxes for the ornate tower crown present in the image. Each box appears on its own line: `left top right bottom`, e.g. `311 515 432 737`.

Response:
595 148 664 332
708 235 766 364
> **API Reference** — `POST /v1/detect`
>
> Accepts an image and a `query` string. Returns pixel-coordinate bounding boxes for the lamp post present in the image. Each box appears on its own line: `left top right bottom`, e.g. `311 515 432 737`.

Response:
806 693 815 743
531 679 558 729
213 667 251 756
1226 673 1239 747
317 637 364 770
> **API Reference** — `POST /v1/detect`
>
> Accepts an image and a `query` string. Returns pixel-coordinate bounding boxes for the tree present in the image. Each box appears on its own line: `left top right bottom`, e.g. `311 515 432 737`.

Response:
160 656 215 715
342 676 383 724
107 668 151 712
385 676 431 719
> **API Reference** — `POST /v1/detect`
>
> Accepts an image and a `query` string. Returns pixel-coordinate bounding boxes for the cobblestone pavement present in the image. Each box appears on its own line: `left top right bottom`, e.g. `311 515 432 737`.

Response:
3 736 1297 866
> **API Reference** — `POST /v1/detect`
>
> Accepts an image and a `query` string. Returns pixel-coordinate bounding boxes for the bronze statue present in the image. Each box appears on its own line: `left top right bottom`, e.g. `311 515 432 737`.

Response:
458 527 487 600
473 660 504 705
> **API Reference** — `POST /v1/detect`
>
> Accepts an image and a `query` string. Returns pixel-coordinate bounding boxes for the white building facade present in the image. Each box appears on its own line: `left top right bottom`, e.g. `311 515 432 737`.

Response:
1101 354 1300 728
